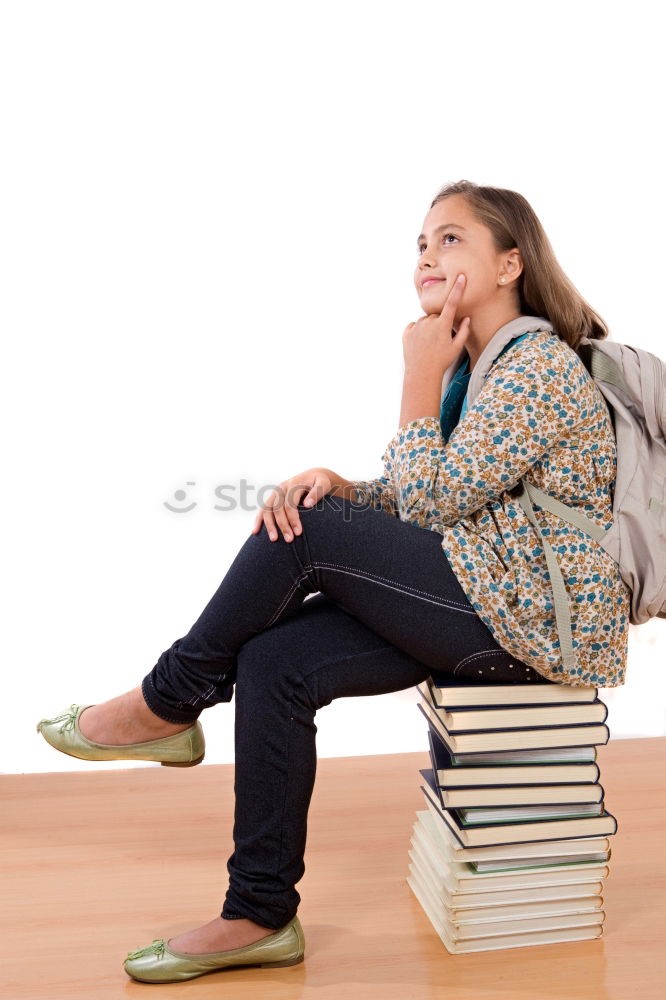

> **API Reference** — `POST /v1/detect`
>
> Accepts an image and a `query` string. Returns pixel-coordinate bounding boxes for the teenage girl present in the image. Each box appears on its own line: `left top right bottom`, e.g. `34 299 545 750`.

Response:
37 179 629 983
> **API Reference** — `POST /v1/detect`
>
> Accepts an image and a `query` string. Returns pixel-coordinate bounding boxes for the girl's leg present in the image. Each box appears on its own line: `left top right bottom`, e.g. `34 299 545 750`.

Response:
169 590 538 952
81 492 542 746
219 594 443 930
168 594 438 953
135 495 547 951
138 493 542 729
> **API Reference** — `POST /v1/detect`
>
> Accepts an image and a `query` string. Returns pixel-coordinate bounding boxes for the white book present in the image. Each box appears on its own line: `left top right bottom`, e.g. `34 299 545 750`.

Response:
409 836 604 905
449 895 604 925
413 821 607 884
443 909 604 941
408 846 604 921
406 864 604 954
409 825 609 894
440 879 604 910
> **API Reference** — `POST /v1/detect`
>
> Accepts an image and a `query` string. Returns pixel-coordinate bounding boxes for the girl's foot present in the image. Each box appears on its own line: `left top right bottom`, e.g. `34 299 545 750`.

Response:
78 686 192 745
168 916 276 955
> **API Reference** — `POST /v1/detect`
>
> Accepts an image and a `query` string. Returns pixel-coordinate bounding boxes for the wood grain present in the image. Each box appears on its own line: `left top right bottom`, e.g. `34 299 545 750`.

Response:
2 737 665 999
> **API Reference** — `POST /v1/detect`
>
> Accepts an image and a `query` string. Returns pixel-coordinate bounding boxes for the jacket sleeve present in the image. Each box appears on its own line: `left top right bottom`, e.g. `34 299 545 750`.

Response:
380 342 588 528
349 476 398 515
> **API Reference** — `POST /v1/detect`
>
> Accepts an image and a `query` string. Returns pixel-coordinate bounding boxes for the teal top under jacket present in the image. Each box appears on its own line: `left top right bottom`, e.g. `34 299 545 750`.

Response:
439 333 530 443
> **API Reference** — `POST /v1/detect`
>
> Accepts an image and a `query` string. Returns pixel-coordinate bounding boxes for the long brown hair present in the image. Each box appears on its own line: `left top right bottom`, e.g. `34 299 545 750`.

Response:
430 180 608 350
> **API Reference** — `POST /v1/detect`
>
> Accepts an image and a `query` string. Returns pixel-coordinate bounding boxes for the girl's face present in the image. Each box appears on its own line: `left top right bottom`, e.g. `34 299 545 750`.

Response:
414 194 519 324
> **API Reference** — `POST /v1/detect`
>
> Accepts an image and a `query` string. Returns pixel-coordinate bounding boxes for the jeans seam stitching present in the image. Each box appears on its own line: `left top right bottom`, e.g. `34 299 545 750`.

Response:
312 561 474 609
265 570 312 628
197 671 228 704
309 563 478 615
453 648 514 673
267 563 478 630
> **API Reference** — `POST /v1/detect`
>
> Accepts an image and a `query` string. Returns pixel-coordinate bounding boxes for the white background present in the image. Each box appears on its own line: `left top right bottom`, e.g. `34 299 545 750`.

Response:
2 0 665 774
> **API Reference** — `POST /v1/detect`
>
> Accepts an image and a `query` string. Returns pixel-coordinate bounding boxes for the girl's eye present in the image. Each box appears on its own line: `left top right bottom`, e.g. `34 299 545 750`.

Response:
416 233 459 254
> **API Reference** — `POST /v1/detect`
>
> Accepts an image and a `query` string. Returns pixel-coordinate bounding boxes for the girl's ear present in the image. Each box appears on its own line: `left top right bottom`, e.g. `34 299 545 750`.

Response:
499 248 523 285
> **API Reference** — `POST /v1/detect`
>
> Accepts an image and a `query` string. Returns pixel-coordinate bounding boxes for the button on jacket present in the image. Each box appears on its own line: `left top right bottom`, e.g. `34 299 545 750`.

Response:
351 320 631 687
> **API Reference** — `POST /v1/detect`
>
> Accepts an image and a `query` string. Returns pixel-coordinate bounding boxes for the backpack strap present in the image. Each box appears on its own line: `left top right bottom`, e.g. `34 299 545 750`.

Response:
512 479 606 672
465 315 555 408
520 481 606 541
578 339 631 398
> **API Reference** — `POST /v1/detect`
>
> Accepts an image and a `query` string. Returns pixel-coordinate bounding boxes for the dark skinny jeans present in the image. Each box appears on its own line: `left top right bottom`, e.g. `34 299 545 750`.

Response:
141 494 552 930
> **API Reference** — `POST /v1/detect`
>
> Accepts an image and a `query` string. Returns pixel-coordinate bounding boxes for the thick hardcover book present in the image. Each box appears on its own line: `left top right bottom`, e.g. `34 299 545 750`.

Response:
413 811 611 887
417 698 610 755
412 823 610 885
439 785 604 808
425 674 598 707
435 744 600 766
418 802 612 865
409 832 611 892
455 801 604 825
416 682 608 730
435 783 606 811
410 851 610 896
410 821 611 890
421 769 618 847
426 727 602 793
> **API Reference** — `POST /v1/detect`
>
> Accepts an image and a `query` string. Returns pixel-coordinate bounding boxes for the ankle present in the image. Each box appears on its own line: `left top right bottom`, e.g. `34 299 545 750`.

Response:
167 915 275 955
78 688 194 744
130 686 191 733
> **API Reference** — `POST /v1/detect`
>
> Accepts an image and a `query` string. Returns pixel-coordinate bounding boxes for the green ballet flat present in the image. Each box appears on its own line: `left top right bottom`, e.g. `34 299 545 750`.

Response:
36 703 205 766
123 915 305 983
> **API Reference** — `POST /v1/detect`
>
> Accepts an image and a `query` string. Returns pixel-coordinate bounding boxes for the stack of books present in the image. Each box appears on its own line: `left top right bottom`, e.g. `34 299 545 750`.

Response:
406 675 617 954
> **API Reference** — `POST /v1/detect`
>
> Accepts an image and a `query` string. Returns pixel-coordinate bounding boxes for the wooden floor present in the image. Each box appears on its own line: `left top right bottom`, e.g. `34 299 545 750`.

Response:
3 738 665 1000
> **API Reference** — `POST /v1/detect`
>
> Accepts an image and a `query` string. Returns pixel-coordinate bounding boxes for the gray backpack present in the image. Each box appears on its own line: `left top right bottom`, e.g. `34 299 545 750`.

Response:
465 317 666 672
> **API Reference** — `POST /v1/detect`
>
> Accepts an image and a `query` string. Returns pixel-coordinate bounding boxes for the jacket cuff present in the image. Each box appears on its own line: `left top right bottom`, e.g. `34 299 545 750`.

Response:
349 478 397 514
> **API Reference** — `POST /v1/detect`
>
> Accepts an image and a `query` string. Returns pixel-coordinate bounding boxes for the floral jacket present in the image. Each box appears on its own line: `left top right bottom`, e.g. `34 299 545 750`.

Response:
351 325 630 687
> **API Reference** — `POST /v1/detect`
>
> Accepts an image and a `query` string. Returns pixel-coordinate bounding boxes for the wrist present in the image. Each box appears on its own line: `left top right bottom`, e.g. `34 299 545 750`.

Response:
403 367 444 387
399 372 442 427
319 468 349 490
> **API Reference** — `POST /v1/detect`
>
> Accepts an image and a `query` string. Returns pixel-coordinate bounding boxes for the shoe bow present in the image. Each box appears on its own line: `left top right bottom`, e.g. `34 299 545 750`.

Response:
36 704 81 734
126 939 166 961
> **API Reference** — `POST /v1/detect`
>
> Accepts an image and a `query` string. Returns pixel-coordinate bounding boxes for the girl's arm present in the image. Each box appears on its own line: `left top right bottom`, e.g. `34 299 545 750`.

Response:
325 470 398 514
380 340 588 527
344 273 466 519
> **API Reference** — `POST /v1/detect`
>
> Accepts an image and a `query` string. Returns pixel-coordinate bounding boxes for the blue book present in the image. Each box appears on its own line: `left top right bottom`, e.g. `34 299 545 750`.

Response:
420 768 618 848
425 725 601 791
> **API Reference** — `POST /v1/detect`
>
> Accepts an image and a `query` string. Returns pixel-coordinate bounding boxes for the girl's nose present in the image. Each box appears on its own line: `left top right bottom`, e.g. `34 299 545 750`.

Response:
418 260 436 280
418 246 437 268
